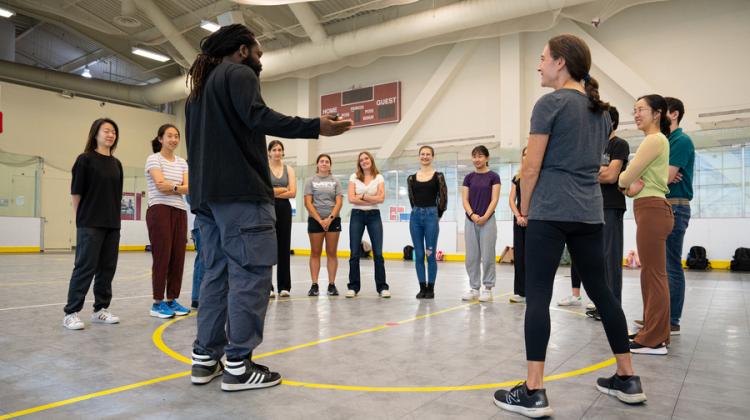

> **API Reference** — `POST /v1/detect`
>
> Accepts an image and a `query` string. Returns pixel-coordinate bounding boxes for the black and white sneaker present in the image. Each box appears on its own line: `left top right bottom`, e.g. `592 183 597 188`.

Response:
630 341 668 355
191 352 224 385
327 284 339 296
585 308 601 321
308 284 319 297
596 374 647 404
493 382 553 418
221 360 281 391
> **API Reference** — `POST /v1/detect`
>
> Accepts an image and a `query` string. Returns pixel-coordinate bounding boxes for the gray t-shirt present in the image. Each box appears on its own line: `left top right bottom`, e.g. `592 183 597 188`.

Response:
528 89 610 223
304 174 342 218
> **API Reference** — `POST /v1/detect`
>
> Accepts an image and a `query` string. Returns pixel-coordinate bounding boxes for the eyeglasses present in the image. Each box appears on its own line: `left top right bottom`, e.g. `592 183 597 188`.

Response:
632 107 652 116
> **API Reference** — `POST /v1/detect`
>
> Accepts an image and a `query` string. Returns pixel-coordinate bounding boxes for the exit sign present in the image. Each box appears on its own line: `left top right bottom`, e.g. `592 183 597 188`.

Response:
320 82 401 128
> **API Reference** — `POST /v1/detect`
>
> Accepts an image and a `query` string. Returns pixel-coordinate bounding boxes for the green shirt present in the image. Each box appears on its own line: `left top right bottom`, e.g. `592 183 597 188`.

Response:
666 128 695 200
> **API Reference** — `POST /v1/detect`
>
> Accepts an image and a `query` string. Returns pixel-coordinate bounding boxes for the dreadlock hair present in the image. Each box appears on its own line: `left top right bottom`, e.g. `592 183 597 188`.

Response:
187 24 257 102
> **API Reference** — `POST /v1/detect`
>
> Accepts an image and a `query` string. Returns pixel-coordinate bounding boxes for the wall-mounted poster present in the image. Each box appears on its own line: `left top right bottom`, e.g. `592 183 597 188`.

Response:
121 192 142 221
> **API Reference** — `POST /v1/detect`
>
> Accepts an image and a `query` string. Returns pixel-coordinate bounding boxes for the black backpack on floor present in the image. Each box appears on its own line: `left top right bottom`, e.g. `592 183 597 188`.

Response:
403 245 414 261
686 246 710 270
730 247 750 272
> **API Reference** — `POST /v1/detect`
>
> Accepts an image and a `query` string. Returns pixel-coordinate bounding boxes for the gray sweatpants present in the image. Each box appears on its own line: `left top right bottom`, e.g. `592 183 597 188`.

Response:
464 215 497 289
193 201 277 361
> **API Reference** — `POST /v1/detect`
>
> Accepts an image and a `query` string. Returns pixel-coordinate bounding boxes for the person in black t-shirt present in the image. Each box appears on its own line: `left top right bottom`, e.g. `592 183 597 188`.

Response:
63 118 123 330
185 24 351 391
568 107 630 320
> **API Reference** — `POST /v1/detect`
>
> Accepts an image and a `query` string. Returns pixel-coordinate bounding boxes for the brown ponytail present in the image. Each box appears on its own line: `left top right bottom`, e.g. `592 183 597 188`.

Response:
548 34 609 113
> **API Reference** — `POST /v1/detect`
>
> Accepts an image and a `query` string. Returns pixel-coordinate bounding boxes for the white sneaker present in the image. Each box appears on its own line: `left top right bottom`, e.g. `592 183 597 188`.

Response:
586 302 596 310
345 289 356 298
557 295 582 306
379 290 391 298
63 312 84 330
462 289 479 301
509 294 526 303
269 289 276 298
279 290 290 298
92 309 120 324
478 287 493 302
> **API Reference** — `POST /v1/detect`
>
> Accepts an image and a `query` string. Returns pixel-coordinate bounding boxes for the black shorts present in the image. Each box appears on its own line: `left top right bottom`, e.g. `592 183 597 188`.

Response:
308 216 342 233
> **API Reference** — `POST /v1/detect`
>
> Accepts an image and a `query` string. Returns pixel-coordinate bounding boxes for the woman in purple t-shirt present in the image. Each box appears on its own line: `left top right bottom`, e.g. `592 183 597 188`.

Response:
461 145 501 303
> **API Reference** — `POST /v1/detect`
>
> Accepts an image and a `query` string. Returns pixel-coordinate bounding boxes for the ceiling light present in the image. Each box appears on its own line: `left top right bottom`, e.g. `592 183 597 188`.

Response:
200 20 220 32
131 47 170 62
81 67 92 78
0 6 15 18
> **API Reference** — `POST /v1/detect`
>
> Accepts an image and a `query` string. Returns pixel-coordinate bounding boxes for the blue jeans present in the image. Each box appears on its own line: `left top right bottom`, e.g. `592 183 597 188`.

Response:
667 204 690 326
191 227 203 302
193 201 277 361
348 209 387 293
409 206 439 285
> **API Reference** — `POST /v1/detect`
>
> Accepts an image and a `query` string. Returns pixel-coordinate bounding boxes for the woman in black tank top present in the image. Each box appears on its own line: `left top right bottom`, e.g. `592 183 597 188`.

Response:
268 140 296 298
509 147 527 303
406 145 447 299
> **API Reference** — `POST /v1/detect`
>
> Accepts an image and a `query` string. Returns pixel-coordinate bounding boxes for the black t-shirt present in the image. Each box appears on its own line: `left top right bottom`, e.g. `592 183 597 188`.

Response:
601 136 630 209
185 62 320 211
71 152 123 229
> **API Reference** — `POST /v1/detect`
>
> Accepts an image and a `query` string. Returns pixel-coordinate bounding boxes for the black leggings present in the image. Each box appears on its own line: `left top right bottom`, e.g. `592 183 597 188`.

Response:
274 199 292 292
524 220 630 361
512 219 526 296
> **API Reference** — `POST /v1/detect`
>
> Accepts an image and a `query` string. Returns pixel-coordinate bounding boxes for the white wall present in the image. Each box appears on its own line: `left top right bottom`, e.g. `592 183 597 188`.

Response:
495 218 748 262
0 216 41 247
0 81 178 250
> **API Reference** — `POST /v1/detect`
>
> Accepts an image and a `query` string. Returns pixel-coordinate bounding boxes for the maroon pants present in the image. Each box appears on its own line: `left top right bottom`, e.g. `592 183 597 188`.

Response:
146 204 187 301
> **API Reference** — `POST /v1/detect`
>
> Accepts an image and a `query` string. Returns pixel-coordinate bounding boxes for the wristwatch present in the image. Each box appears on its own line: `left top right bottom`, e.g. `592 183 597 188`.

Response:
172 184 178 192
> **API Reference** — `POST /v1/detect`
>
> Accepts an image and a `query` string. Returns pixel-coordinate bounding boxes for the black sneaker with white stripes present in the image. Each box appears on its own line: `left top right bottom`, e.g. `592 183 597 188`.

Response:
493 382 553 418
596 374 647 404
191 352 224 385
221 359 281 391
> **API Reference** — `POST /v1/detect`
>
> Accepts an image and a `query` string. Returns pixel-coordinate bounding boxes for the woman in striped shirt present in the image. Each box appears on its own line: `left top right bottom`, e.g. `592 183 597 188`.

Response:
145 124 190 319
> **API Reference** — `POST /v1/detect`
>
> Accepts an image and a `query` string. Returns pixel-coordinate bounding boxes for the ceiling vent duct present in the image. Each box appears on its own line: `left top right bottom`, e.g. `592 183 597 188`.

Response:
114 0 142 28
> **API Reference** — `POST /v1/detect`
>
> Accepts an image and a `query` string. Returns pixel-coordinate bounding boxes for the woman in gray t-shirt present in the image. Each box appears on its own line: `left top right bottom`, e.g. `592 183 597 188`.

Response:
303 154 343 297
493 34 644 417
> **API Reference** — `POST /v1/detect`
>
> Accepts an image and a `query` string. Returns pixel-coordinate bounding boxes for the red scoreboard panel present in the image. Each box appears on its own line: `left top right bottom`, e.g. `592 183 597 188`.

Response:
320 81 401 128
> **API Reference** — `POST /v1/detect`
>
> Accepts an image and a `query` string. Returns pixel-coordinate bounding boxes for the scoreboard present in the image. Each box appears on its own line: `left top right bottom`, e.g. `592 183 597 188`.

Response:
320 81 401 128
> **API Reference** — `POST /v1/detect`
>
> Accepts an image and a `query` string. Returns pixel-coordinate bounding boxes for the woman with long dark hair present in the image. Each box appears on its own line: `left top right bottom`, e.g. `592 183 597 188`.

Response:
461 145 500 302
509 147 527 304
63 118 123 330
346 151 389 298
304 154 343 297
493 34 645 417
408 145 447 299
145 124 190 319
618 94 674 355
268 140 296 298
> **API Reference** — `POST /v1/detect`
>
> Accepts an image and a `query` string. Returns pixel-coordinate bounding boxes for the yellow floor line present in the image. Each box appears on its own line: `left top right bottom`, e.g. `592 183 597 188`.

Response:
0 372 190 419
2 292 612 418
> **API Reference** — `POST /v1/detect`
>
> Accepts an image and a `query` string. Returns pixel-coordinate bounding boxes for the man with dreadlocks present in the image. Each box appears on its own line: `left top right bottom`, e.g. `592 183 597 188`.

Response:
186 24 351 392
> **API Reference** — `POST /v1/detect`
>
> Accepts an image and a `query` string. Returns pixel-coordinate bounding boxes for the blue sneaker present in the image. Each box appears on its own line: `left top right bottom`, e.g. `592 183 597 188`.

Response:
150 301 175 319
167 300 191 316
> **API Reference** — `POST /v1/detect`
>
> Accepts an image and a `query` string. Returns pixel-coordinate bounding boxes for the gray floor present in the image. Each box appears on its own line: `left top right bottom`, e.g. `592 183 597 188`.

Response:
1 252 749 420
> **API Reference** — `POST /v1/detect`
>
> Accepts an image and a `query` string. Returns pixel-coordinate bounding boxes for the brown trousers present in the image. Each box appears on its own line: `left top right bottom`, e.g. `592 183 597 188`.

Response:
633 197 674 347
146 204 187 301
